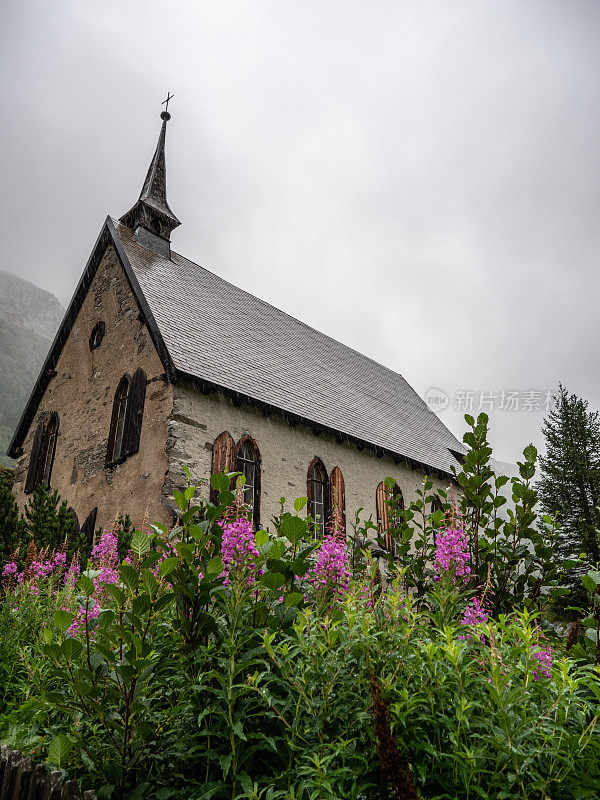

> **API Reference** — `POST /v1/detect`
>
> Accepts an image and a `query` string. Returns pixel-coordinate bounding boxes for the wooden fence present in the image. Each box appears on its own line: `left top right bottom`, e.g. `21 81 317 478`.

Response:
0 747 97 800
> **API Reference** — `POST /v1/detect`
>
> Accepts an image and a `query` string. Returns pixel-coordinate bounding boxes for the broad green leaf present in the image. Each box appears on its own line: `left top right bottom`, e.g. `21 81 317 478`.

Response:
173 490 188 512
104 583 126 607
255 530 269 547
159 557 179 579
293 497 308 513
130 530 151 558
261 573 285 591
211 472 231 492
53 609 74 634
207 556 223 575
119 563 139 593
284 591 303 608
78 574 95 597
281 515 307 543
47 734 74 768
61 637 83 661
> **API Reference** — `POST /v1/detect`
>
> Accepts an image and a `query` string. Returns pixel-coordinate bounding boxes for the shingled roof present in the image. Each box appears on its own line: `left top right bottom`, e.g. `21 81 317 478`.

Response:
112 219 465 475
8 108 465 476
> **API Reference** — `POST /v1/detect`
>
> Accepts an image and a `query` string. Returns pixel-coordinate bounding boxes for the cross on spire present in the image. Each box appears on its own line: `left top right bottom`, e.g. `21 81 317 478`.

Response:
162 92 174 114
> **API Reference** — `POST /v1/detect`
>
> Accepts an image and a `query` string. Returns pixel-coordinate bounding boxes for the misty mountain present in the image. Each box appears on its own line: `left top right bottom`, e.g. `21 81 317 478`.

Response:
0 271 64 466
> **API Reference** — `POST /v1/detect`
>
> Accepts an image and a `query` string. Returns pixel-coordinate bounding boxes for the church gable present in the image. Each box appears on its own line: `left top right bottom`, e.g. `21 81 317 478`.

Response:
11 242 173 530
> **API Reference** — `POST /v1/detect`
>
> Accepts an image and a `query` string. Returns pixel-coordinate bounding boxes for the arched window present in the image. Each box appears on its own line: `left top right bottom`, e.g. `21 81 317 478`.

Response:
236 436 261 529
89 321 106 350
330 466 346 539
307 458 329 537
431 495 443 515
107 375 130 463
376 480 404 553
39 413 59 487
106 370 147 465
211 431 236 503
25 412 60 493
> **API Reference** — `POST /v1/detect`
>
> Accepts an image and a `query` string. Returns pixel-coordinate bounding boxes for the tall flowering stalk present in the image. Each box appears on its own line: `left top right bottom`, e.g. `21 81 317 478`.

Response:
531 645 552 680
220 517 263 588
433 527 471 583
308 534 350 605
66 523 119 637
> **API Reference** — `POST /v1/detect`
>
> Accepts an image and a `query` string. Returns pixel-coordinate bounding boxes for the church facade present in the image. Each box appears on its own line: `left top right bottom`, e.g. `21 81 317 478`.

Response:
8 110 465 547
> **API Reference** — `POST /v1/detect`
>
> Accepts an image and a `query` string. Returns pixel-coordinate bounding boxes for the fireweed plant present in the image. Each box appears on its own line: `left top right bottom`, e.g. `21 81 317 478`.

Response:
0 421 599 799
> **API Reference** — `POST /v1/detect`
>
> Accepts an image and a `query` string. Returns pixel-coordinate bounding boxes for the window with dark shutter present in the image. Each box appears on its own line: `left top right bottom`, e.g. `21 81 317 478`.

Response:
107 375 131 464
307 458 329 537
25 422 44 494
236 436 261 529
81 507 98 550
330 466 346 539
39 413 59 488
210 431 237 503
124 368 147 456
376 481 389 542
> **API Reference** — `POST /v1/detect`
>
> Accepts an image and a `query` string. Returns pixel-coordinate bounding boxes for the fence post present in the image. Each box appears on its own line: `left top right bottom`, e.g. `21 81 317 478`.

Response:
14 755 33 799
1 749 22 799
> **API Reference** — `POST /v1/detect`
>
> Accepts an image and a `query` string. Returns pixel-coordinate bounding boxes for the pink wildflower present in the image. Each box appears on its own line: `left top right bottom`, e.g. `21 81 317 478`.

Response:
308 534 350 604
64 558 81 589
91 527 119 587
220 517 263 587
434 527 471 583
1 561 20 588
531 646 552 680
459 596 490 640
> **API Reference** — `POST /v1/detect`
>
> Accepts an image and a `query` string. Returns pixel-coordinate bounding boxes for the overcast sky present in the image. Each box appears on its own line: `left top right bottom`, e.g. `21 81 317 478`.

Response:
1 0 599 465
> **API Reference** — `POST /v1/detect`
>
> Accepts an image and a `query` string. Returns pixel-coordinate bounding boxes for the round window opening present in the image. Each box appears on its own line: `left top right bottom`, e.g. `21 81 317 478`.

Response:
89 321 106 350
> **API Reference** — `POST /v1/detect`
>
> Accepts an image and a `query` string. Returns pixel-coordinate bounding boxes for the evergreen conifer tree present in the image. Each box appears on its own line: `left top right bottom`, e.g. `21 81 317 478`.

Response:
22 483 77 555
538 385 600 595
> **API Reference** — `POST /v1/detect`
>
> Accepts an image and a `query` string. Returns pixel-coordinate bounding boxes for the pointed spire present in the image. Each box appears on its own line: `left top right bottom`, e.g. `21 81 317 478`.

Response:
120 103 181 254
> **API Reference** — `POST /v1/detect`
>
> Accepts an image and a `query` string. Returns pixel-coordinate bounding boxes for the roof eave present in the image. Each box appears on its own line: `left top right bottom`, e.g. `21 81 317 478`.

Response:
174 368 460 481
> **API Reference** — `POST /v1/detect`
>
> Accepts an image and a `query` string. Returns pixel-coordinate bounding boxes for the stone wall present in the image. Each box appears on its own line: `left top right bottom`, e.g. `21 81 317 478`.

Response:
12 245 173 532
167 380 453 536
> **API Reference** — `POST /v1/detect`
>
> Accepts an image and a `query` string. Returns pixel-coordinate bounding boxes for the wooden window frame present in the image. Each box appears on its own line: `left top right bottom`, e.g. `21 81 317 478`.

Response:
107 375 131 466
307 457 329 538
106 370 147 467
25 413 60 493
377 480 404 554
235 435 261 530
210 431 237 503
330 466 346 539
39 413 59 488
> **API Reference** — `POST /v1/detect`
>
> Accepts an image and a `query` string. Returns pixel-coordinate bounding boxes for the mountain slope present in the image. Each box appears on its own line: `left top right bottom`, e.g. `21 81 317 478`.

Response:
0 272 64 466
0 270 64 339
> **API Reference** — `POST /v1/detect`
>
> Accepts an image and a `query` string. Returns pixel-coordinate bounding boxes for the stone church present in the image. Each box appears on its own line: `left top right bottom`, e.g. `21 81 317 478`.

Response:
8 108 465 546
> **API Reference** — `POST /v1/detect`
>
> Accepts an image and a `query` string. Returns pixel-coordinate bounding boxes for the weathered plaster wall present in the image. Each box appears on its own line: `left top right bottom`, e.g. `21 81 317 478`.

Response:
12 245 173 531
166 381 453 536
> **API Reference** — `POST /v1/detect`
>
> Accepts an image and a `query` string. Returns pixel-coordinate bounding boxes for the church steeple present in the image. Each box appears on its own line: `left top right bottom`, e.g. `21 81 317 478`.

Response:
120 100 181 258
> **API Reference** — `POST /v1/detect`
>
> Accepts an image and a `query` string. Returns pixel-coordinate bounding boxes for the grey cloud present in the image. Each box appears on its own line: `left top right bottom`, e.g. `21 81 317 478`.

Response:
2 0 599 463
